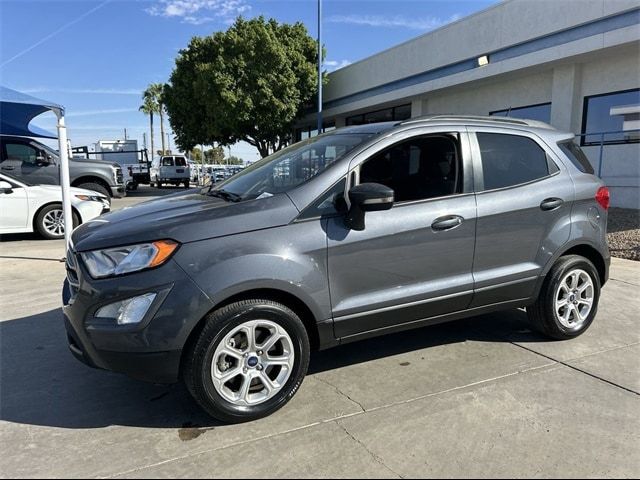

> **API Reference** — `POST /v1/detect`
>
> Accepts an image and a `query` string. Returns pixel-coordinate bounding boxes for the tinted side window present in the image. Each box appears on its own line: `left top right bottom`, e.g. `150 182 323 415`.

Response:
175 156 187 167
5 143 38 164
162 157 174 166
360 134 461 202
477 133 551 190
558 141 595 174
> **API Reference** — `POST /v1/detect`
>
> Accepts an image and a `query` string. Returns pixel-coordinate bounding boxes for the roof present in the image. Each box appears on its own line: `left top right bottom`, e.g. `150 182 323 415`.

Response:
0 86 64 138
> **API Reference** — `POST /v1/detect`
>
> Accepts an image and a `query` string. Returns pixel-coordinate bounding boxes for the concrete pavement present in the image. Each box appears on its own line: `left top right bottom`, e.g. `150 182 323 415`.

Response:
1 187 638 478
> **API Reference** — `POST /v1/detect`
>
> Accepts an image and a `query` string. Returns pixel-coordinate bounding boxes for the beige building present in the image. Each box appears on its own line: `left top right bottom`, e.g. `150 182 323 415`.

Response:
298 0 640 208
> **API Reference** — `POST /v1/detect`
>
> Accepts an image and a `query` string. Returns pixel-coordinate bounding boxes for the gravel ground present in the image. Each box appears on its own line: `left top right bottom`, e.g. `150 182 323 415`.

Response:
608 208 640 261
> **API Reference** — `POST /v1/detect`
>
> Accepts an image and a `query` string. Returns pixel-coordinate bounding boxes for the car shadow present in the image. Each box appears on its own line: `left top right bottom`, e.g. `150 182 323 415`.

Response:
0 307 548 430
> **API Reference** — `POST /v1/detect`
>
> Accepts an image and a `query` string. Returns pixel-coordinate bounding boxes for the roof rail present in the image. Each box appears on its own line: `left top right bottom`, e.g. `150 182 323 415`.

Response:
400 114 553 129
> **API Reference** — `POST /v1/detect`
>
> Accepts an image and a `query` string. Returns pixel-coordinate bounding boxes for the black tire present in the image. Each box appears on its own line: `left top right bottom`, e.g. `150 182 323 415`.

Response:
76 182 110 200
183 299 310 423
156 177 163 189
184 180 190 189
35 204 80 240
527 255 601 340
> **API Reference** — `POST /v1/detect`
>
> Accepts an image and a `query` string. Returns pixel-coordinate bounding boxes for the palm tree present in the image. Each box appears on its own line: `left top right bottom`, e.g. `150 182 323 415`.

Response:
146 83 166 155
139 96 156 161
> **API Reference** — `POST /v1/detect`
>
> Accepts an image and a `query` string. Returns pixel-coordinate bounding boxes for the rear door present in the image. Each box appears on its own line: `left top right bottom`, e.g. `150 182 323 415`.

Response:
469 128 572 307
327 128 477 338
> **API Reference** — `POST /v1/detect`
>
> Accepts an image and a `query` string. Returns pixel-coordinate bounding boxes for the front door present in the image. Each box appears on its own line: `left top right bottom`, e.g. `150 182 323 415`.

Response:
327 130 477 339
0 182 29 230
1 139 58 185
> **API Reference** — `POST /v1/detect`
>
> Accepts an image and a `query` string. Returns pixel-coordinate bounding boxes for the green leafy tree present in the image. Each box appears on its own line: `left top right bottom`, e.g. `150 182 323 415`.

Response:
164 16 321 158
205 146 226 164
226 155 245 165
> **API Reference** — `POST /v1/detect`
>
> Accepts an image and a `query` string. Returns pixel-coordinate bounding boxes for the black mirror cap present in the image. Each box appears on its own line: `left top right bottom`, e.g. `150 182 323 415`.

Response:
349 183 394 212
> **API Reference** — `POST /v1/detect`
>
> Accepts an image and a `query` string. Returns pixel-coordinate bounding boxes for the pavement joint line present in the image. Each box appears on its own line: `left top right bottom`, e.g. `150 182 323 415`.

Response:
334 420 404 479
510 343 640 397
102 364 556 479
559 341 640 364
609 277 640 287
312 376 367 412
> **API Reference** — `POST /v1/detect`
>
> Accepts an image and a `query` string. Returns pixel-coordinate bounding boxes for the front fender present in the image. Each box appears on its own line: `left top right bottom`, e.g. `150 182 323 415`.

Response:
173 221 332 327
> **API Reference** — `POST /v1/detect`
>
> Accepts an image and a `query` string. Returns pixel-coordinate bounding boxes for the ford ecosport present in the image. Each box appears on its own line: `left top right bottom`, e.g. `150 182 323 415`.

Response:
63 116 610 423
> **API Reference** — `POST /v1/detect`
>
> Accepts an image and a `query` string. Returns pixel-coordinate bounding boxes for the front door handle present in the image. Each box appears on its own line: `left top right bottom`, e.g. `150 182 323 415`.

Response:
540 198 564 211
431 215 463 231
1 165 15 171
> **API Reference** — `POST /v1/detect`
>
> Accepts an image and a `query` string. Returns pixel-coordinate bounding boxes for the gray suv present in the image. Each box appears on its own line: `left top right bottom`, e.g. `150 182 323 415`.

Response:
0 135 126 199
63 116 610 423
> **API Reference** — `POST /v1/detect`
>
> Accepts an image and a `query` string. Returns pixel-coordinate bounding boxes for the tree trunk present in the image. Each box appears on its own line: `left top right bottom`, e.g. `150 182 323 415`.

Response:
159 105 166 155
149 112 155 160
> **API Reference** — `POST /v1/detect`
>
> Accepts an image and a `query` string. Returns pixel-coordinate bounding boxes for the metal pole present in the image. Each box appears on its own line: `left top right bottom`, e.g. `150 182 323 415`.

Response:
56 113 73 250
317 0 323 135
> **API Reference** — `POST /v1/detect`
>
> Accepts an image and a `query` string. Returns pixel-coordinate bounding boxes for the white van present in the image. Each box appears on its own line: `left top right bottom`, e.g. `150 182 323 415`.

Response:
150 155 191 188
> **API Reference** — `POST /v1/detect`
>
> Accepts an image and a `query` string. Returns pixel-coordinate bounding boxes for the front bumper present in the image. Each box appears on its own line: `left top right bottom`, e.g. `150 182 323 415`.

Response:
110 184 126 198
62 252 214 384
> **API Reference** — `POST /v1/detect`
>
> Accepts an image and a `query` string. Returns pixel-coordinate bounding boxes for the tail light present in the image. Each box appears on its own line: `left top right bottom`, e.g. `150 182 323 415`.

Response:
595 186 610 210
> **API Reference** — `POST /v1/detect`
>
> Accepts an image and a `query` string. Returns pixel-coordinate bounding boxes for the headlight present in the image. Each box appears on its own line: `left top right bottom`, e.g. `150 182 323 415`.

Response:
81 240 179 278
75 194 104 202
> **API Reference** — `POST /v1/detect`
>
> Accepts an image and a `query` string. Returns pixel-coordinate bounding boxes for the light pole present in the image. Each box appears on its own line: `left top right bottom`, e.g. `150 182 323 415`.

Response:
317 0 323 135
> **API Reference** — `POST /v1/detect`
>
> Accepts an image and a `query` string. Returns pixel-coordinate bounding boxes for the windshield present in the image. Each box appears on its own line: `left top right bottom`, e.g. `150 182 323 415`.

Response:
211 133 373 200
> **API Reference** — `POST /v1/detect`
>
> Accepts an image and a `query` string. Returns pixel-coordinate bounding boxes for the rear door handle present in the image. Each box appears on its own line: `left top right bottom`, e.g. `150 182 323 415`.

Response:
540 198 564 211
431 215 463 231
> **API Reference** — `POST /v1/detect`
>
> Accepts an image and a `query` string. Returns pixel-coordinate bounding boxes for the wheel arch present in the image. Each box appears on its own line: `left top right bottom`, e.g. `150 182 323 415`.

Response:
180 287 324 378
71 176 112 195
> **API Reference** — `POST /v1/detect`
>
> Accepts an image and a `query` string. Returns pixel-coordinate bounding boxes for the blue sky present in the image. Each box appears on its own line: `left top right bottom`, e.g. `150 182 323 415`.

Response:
0 0 495 160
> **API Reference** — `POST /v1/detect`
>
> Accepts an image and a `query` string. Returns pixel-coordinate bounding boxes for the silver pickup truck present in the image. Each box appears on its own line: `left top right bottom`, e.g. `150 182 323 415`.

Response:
0 135 126 200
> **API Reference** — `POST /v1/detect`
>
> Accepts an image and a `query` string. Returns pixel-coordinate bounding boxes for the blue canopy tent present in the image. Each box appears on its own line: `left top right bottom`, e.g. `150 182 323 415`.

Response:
0 86 73 247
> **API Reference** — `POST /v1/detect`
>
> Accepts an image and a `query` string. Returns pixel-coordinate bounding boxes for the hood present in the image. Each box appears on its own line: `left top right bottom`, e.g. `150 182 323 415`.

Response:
71 190 300 252
36 184 106 197
71 157 119 169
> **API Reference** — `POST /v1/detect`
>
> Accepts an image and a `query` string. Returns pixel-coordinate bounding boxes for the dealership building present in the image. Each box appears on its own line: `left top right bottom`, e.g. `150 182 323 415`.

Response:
298 0 640 208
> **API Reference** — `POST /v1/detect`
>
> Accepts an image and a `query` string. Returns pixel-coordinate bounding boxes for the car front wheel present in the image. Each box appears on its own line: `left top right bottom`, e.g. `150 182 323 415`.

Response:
183 299 310 423
527 255 601 340
35 204 80 240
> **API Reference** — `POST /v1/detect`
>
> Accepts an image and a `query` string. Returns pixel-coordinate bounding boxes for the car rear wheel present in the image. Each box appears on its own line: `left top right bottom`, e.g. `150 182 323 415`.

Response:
35 204 80 240
183 299 310 423
527 255 600 340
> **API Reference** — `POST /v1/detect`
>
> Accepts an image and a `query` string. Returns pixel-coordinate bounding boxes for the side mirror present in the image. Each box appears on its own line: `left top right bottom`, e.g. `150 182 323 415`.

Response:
36 153 52 165
0 180 14 194
345 182 394 231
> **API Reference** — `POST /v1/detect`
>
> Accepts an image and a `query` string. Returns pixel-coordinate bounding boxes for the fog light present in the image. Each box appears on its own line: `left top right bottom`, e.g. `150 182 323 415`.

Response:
96 293 157 326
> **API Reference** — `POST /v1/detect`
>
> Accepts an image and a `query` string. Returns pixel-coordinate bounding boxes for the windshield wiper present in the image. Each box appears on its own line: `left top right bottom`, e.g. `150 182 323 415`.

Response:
207 189 243 202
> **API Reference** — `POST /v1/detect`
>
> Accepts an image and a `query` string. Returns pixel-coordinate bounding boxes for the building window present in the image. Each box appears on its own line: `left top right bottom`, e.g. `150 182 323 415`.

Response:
490 103 551 123
295 122 337 142
346 104 412 126
581 88 640 145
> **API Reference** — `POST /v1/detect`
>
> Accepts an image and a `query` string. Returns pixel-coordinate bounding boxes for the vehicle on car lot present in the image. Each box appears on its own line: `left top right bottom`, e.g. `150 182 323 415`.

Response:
63 116 610 423
0 135 126 201
150 155 190 188
0 172 109 239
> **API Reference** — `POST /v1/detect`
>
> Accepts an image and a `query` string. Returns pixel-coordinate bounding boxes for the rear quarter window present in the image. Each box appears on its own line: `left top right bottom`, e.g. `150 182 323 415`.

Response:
477 133 555 190
558 141 595 174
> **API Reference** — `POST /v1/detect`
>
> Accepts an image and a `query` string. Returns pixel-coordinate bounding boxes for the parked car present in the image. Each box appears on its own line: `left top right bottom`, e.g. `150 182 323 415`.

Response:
0 172 109 239
150 155 190 188
0 135 126 201
63 116 610 423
